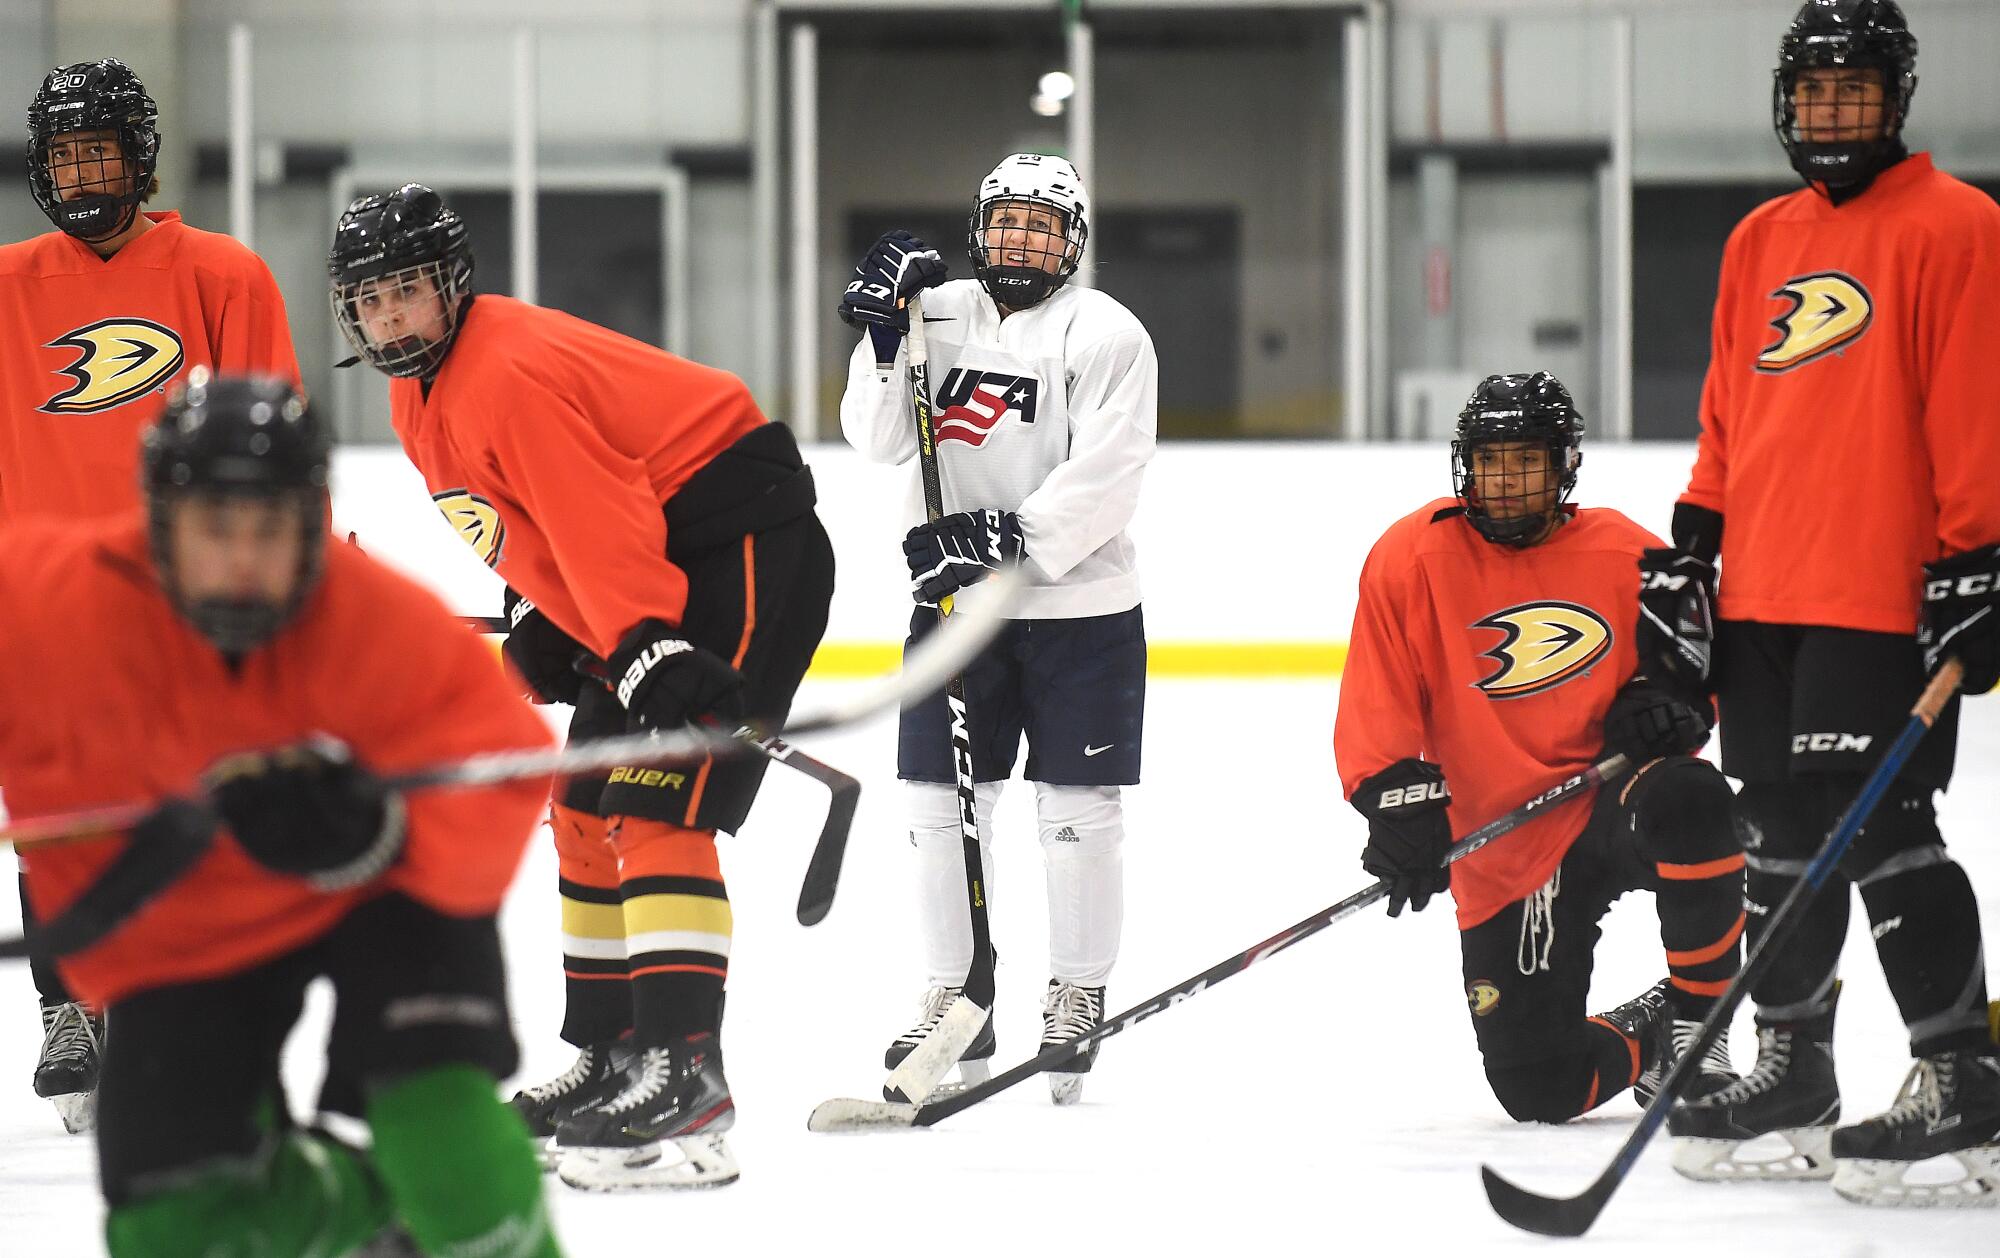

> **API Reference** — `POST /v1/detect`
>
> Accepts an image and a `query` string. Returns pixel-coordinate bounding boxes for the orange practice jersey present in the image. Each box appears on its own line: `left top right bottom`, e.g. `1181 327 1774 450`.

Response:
0 212 300 523
0 516 553 1007
390 296 765 659
1683 154 2000 634
1334 500 1660 930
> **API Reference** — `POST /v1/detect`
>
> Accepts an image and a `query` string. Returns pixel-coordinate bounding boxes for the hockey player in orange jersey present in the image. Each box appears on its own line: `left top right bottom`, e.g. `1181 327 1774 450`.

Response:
0 375 561 1258
0 57 300 1133
1334 373 1745 1126
1650 2 2000 1205
328 183 834 1191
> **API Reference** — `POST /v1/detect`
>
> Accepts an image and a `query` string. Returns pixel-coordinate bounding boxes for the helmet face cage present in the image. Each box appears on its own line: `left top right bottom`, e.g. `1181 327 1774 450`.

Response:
967 154 1089 311
1450 374 1584 548
1772 0 1917 185
330 258 472 379
26 60 160 241
328 185 475 379
143 372 333 654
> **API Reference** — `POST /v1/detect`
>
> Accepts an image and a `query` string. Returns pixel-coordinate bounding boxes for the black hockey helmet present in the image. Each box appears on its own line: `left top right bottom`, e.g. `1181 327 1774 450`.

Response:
1451 371 1584 548
967 153 1089 311
143 371 333 654
27 59 159 242
1774 0 1917 186
327 183 475 379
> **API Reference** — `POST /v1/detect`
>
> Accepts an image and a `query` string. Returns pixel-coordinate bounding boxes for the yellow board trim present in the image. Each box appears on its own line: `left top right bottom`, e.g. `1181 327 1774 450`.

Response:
803 641 1348 679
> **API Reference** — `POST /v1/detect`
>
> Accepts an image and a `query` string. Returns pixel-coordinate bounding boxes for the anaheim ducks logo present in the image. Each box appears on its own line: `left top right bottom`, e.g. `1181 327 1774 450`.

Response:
433 490 506 567
1467 980 1501 1017
1471 601 1613 700
1758 271 1872 374
40 318 186 414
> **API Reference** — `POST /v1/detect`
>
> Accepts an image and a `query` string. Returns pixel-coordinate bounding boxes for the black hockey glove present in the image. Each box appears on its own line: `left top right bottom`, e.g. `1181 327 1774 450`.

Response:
1919 541 2000 696
1602 677 1713 762
1670 502 1724 565
1637 548 1717 696
839 230 949 334
904 510 1025 608
501 587 588 706
1353 759 1454 918
609 619 746 730
205 737 406 892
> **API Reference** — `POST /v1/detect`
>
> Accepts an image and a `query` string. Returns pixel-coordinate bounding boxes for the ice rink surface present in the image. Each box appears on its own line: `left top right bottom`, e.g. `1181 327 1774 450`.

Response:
2 677 1995 1256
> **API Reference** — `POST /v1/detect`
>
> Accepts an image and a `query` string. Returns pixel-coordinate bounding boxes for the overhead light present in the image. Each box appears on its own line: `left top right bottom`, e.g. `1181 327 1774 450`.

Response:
1037 70 1075 102
1030 92 1065 118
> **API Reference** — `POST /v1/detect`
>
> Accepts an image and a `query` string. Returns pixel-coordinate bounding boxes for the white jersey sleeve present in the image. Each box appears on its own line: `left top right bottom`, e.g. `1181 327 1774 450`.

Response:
1015 324 1158 582
839 336 917 466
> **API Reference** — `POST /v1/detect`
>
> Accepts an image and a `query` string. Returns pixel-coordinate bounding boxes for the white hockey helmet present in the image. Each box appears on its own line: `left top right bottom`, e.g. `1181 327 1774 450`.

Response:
967 152 1089 309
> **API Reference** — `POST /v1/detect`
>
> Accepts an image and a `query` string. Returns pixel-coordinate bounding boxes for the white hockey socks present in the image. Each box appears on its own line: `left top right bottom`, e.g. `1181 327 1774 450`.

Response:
1035 782 1124 988
907 779 1003 987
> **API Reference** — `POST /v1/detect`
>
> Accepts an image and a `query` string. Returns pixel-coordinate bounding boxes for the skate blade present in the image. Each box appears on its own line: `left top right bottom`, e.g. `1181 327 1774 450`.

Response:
1671 1128 1835 1183
882 996 989 1104
1048 1073 1085 1106
1832 1150 2000 1209
558 1133 739 1191
52 1090 97 1135
536 1136 561 1173
808 1098 922 1133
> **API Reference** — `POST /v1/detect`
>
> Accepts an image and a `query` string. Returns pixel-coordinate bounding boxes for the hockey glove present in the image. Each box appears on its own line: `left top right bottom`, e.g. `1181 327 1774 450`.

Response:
1919 541 2000 695
1670 502 1724 565
501 587 588 706
839 230 949 334
1602 677 1713 762
1353 759 1454 918
608 619 746 730
904 510 1025 608
205 737 407 892
1637 548 1717 696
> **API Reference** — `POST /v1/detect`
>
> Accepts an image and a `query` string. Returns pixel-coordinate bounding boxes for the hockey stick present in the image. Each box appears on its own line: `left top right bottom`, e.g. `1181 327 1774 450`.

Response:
1481 659 1963 1239
0 569 1021 960
462 614 862 926
810 753 1631 1132
877 292 1003 1107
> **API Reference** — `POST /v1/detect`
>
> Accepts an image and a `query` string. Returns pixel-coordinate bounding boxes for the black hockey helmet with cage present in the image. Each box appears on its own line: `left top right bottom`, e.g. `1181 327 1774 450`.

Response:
143 371 333 654
1451 371 1584 548
967 153 1089 311
327 183 475 379
1774 0 1917 187
27 59 159 242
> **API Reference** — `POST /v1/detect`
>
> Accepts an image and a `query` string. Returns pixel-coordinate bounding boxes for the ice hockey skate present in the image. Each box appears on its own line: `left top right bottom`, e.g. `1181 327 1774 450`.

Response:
1828 1049 2000 1208
1628 981 1737 1107
554 1033 739 1191
883 985 995 1101
1587 979 1670 1104
33 1002 102 1135
1668 1000 1840 1182
1041 980 1106 1105
508 1040 635 1170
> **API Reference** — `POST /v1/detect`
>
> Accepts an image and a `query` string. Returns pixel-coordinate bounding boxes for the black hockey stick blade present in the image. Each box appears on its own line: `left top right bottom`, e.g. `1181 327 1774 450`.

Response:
1480 1164 1615 1239
785 744 862 926
1479 663 1960 1238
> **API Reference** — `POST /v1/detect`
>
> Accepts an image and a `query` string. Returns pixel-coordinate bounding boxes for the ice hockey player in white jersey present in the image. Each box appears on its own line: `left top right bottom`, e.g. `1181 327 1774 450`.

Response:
839 153 1158 1105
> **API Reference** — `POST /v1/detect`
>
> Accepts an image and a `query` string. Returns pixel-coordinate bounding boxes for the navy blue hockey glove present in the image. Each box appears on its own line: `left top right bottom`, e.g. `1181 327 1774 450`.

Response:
609 619 746 730
839 230 949 333
1637 548 1717 696
904 510 1024 608
205 737 406 892
1602 677 1713 762
501 587 588 706
1353 759 1453 918
1920 541 2000 696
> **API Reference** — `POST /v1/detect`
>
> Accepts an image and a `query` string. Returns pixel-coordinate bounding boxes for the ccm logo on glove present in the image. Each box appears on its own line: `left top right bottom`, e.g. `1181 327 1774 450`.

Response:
616 637 695 706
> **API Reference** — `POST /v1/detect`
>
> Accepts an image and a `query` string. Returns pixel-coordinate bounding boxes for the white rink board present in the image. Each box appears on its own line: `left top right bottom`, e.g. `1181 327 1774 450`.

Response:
1 442 1994 1257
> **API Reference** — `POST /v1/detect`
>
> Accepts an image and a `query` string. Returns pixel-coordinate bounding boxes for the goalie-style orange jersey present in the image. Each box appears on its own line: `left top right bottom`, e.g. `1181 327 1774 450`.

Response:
1682 154 2000 634
0 515 553 1007
390 295 765 659
0 212 300 523
1334 499 1659 930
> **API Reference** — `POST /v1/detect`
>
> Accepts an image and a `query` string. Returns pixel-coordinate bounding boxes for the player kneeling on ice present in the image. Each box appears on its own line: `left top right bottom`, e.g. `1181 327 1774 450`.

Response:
1333 372 1747 1126
838 154 1158 1105
0 375 563 1258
